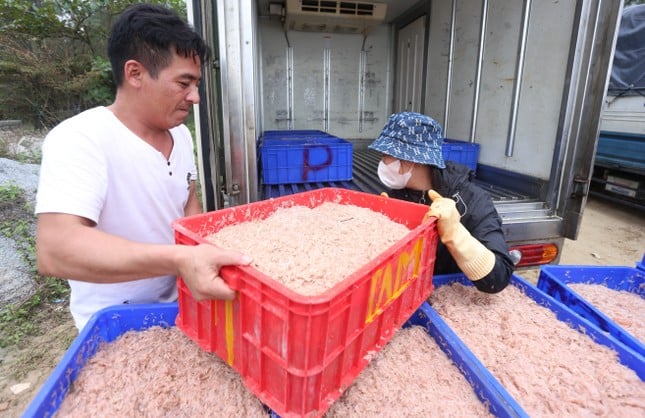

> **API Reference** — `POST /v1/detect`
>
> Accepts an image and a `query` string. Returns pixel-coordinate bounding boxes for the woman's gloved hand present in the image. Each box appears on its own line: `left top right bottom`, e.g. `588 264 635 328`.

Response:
425 190 495 281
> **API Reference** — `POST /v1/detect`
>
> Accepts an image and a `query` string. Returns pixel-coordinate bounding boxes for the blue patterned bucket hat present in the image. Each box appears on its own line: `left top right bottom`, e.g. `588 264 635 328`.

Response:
369 112 445 168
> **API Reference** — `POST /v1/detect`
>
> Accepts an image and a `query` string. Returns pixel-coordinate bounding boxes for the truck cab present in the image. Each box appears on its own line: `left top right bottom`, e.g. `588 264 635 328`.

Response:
187 0 622 269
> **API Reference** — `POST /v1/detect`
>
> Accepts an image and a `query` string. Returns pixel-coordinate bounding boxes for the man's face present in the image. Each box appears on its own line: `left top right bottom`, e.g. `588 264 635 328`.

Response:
141 51 202 130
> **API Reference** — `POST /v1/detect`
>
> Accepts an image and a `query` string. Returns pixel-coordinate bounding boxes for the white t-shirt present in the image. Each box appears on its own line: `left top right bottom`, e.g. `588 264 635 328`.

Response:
36 107 198 330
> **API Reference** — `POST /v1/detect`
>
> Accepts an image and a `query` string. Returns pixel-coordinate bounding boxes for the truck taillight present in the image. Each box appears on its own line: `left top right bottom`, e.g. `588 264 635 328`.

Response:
509 244 559 267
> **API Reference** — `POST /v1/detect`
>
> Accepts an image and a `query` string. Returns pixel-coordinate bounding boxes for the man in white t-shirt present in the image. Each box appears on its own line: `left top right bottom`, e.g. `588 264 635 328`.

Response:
35 3 250 330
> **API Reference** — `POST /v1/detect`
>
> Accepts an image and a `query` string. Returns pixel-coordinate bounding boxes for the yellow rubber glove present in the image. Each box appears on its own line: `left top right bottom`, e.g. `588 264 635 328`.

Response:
426 190 495 281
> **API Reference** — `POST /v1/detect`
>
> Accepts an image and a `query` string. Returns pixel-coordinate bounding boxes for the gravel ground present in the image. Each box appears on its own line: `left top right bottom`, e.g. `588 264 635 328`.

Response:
0 157 40 308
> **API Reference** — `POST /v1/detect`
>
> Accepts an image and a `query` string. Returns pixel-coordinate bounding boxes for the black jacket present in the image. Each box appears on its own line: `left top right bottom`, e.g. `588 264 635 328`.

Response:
388 162 514 293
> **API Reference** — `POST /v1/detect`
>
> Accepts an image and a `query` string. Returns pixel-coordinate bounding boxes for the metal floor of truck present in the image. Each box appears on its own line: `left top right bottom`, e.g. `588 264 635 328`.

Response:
262 148 531 201
261 149 555 229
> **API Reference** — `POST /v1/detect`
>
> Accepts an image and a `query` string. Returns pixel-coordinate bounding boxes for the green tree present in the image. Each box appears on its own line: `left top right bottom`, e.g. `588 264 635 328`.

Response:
0 0 187 128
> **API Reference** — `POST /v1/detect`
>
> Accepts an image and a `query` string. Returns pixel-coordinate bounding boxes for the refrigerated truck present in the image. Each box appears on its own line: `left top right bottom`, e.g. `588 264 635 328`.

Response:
185 0 623 269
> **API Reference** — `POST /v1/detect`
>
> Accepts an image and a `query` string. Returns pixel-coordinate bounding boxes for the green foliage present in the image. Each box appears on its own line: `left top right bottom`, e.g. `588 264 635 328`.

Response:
0 275 70 348
0 182 21 202
0 182 38 275
86 56 116 105
0 0 188 128
0 183 70 347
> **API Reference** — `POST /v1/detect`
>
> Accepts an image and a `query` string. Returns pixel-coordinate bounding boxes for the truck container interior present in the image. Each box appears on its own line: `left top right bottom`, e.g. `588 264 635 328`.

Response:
193 0 620 266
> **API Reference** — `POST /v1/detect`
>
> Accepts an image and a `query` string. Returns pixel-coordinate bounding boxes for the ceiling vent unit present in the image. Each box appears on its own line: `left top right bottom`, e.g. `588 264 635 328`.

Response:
284 0 387 34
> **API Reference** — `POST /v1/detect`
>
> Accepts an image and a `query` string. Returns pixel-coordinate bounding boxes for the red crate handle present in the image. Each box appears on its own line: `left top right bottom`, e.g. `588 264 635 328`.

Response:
220 265 243 290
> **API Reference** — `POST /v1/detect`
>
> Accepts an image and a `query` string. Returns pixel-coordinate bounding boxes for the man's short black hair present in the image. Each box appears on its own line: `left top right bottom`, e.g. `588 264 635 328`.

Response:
108 3 211 86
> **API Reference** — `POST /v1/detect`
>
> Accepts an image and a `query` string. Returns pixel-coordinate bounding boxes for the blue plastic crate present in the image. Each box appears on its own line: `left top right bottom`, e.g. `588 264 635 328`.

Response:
262 129 327 139
22 303 178 418
24 301 526 417
442 139 480 172
537 257 645 358
405 302 526 418
260 132 353 184
433 273 645 383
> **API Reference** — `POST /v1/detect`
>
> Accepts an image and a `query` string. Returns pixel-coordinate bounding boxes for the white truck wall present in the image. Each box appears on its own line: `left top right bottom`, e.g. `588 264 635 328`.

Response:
256 1 595 181
259 17 392 139
426 0 576 180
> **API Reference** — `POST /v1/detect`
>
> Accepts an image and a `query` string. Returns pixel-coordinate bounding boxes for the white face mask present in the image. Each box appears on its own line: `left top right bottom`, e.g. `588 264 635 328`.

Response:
377 159 413 189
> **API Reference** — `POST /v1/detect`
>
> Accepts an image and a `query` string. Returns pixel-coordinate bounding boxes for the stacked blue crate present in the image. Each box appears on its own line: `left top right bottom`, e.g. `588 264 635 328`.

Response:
442 138 480 172
259 130 353 184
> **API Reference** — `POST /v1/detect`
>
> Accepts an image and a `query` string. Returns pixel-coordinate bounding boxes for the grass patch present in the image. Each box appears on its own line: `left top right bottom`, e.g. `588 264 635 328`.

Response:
0 182 70 348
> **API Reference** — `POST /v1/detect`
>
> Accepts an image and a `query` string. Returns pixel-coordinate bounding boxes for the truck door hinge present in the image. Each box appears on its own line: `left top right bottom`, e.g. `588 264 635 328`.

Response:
570 176 589 199
228 183 241 196
220 183 241 209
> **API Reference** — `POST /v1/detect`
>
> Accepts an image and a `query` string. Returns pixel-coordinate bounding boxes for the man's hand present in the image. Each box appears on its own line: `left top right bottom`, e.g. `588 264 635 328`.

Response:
176 244 252 301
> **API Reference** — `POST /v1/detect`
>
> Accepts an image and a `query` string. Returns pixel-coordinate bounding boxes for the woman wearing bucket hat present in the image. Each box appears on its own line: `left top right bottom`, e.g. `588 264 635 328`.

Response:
369 112 514 293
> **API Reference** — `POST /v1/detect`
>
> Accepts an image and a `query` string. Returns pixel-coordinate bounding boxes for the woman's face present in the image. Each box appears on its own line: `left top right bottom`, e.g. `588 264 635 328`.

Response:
382 155 415 174
380 155 432 192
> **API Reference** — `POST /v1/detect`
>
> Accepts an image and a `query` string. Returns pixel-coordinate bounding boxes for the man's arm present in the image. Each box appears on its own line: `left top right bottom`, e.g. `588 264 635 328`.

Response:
36 213 249 300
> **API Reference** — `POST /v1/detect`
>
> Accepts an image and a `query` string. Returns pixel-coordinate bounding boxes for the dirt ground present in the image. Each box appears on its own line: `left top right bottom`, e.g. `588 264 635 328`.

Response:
522 196 645 282
0 195 643 417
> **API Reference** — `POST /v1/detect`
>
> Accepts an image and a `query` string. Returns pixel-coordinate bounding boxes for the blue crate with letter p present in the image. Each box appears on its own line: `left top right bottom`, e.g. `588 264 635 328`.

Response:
260 131 353 184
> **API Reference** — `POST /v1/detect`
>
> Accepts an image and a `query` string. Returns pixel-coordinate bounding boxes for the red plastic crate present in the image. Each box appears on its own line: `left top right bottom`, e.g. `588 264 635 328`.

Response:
172 188 438 418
